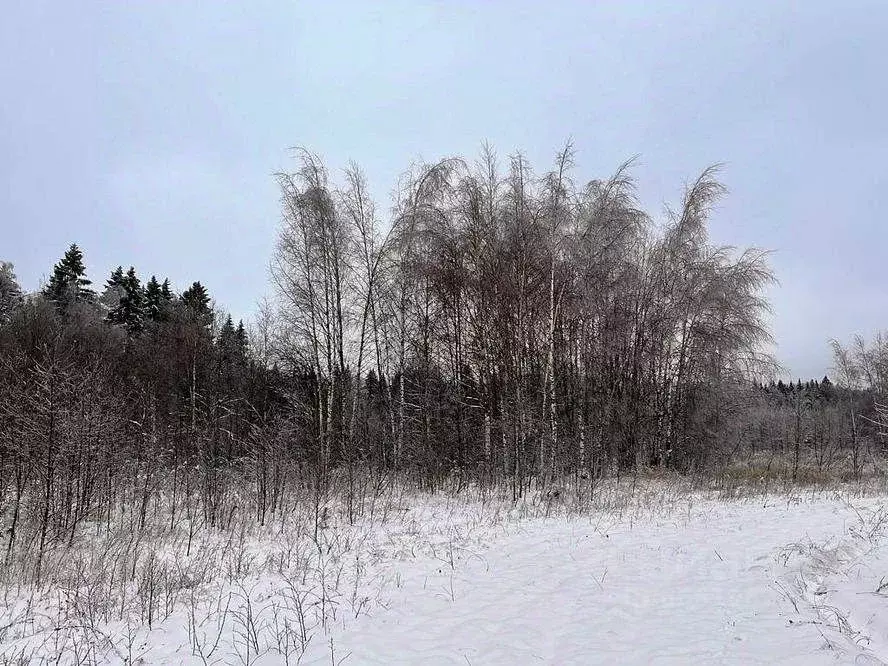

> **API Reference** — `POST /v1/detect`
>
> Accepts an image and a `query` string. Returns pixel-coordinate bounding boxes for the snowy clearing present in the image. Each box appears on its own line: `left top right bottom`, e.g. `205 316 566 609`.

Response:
301 494 888 665
2 482 887 665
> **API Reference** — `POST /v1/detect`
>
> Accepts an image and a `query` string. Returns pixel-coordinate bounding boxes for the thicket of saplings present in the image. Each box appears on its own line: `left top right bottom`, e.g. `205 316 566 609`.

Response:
1 147 885 592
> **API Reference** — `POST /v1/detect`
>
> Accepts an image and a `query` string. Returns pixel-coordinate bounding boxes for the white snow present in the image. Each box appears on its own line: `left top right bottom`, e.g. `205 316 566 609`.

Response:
2 483 887 664
295 492 888 665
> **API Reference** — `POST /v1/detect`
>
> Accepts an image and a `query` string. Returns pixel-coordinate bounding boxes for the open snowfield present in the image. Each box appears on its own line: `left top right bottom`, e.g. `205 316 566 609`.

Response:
2 480 887 665
300 493 888 665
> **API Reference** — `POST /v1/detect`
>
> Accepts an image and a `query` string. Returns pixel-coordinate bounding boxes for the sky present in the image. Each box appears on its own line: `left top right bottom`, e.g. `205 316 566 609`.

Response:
2 1 886 379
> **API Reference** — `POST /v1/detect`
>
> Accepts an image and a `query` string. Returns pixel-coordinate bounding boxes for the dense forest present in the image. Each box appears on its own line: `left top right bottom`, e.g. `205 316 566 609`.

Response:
1 147 886 578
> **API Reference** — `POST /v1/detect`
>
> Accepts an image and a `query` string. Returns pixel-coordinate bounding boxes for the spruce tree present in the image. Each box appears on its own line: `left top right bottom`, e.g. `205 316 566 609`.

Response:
235 320 248 356
820 375 834 400
121 267 145 335
144 275 165 322
43 243 96 308
218 316 249 369
182 281 212 328
218 314 236 351
106 266 145 334
105 266 125 291
104 266 127 325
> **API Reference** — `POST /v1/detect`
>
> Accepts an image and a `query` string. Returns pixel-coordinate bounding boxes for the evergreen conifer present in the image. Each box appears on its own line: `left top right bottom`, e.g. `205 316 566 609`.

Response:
43 244 96 308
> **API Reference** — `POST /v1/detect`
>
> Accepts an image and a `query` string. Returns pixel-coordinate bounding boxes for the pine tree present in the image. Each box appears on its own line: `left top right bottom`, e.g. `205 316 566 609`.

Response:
43 244 96 309
161 278 173 301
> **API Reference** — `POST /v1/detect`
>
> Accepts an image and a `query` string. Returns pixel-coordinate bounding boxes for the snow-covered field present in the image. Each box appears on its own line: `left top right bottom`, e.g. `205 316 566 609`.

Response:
2 481 887 664
302 493 888 665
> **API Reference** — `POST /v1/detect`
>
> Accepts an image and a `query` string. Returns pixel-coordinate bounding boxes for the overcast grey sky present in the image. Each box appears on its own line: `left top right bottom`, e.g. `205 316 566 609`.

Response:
2 1 886 379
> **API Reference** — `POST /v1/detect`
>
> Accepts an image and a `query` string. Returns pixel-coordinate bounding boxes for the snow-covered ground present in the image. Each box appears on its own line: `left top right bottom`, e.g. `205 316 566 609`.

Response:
2 482 887 664
301 494 888 665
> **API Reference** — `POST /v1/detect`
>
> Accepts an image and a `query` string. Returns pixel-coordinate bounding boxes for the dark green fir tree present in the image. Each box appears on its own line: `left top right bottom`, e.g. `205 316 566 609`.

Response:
121 267 145 335
104 266 126 325
218 314 236 350
107 266 145 335
182 281 212 328
144 275 171 323
235 320 248 356
43 243 96 309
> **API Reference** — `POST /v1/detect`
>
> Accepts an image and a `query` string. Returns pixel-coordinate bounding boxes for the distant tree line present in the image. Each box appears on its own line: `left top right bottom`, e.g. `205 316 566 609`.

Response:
1 146 885 576
0 244 287 574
